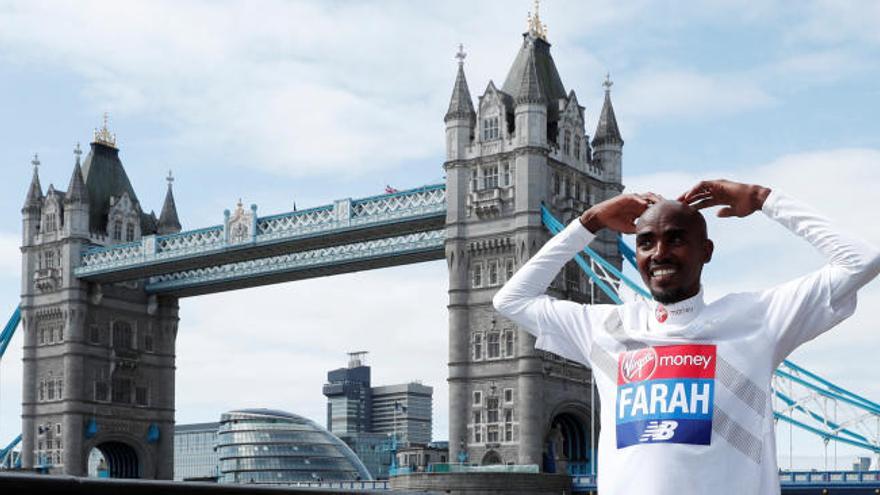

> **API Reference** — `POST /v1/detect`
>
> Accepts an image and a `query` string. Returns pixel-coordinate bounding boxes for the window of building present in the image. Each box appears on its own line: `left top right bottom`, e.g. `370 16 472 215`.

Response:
575 182 582 201
471 168 479 192
113 220 122 241
488 260 499 286
504 410 514 441
55 424 62 435
473 426 482 443
472 262 483 288
135 386 149 406
574 137 581 160
473 334 482 360
482 116 499 141
39 381 45 401
55 379 63 400
40 328 46 345
504 388 513 403
483 165 498 189
504 331 514 357
505 259 515 281
486 397 499 423
47 379 55 400
112 321 133 349
144 331 154 352
125 223 135 242
487 332 500 359
94 382 109 401
473 411 481 425
89 325 100 344
487 425 499 443
501 162 512 187
112 377 132 404
553 173 560 195
564 130 571 155
473 390 482 406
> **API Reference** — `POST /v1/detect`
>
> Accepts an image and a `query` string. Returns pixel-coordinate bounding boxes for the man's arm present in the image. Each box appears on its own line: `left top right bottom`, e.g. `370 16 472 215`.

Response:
493 193 659 364
681 179 880 363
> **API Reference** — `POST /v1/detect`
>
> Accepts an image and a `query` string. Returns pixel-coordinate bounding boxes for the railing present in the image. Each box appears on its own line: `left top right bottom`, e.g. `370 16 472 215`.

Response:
779 470 880 484
77 184 446 277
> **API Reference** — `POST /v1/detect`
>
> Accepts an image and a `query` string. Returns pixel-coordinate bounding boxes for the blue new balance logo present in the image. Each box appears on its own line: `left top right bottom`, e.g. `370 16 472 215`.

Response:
639 420 679 442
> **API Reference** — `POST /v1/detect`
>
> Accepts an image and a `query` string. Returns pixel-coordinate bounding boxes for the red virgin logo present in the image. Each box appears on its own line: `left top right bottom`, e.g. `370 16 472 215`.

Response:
620 348 658 383
655 305 668 323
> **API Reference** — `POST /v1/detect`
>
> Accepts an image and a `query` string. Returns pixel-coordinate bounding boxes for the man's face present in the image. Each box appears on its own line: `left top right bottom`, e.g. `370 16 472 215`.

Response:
635 201 713 304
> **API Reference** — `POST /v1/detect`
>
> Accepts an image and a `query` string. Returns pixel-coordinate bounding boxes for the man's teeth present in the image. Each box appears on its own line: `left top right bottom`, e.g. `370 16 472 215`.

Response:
652 268 677 277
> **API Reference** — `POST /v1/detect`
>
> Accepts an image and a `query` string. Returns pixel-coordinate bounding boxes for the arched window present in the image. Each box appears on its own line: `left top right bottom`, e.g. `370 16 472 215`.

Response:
563 130 572 155
125 223 135 242
574 137 581 160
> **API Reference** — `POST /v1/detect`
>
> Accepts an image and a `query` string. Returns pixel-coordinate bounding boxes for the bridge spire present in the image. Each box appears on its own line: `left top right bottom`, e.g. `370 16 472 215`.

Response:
444 43 476 123
158 169 181 234
65 143 89 205
23 153 43 210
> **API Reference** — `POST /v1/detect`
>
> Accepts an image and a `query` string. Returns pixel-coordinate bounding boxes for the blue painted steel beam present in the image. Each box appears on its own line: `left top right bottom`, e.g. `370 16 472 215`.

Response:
0 306 21 358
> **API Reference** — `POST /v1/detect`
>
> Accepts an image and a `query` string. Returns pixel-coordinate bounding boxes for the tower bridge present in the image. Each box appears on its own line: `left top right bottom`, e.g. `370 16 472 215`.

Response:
14 16 622 480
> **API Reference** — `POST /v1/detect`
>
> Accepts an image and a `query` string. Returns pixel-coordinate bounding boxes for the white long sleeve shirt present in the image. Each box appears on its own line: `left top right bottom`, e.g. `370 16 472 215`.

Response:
493 190 880 494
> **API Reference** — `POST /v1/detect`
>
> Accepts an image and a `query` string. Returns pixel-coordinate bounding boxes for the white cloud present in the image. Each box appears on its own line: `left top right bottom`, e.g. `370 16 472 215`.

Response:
0 233 21 280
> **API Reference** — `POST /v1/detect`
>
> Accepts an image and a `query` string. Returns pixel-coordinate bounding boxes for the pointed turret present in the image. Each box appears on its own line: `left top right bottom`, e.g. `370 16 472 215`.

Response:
158 170 181 235
445 44 476 161
515 48 545 105
445 45 476 123
65 143 88 205
592 74 623 147
23 154 43 211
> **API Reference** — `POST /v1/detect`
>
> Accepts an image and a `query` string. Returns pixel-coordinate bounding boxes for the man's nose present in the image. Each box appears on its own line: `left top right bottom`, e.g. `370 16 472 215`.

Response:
653 240 672 261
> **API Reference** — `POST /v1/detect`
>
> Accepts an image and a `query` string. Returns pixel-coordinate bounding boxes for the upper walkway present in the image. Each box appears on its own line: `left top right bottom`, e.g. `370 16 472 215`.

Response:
73 185 446 296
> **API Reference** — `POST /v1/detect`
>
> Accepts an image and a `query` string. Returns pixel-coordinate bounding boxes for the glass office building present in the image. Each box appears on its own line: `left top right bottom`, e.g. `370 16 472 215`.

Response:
217 409 372 484
174 422 220 481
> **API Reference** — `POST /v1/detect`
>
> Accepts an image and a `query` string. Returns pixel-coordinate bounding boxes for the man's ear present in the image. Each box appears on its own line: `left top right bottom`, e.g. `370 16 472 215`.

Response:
703 239 714 264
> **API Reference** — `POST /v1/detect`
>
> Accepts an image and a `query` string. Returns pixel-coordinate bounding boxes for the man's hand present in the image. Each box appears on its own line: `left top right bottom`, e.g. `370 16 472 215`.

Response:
580 192 663 234
678 179 771 218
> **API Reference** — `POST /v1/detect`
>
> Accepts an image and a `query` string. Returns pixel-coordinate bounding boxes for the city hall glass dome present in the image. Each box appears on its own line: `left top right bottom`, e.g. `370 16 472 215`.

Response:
217 408 372 484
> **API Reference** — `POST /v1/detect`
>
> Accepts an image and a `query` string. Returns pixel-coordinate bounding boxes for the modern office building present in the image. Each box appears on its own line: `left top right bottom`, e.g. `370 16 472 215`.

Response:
322 351 372 434
322 354 434 447
371 383 433 446
337 432 393 480
216 409 371 484
173 422 219 481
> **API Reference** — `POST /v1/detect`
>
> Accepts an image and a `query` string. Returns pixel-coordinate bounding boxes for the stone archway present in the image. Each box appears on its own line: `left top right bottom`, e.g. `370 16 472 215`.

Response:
481 450 502 466
88 441 141 478
544 411 590 474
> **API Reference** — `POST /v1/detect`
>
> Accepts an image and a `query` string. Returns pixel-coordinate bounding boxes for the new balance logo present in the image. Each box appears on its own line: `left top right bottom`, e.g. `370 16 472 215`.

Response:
639 420 679 442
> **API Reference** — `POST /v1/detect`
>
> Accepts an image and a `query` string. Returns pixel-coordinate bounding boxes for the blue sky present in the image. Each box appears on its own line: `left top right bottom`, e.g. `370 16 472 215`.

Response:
0 0 878 469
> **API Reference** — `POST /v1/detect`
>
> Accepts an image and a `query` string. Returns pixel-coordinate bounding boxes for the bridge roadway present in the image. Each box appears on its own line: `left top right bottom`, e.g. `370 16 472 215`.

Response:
73 184 446 297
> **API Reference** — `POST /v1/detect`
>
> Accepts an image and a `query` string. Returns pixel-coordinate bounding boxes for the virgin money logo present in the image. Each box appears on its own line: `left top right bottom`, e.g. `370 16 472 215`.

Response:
655 305 668 323
620 347 658 383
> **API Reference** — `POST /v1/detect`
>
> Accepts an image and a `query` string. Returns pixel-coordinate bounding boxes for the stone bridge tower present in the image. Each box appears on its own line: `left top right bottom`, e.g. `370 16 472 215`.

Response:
444 14 624 470
20 121 182 478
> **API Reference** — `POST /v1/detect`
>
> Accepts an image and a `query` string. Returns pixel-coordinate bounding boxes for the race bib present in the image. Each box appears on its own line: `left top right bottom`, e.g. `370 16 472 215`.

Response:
616 344 716 448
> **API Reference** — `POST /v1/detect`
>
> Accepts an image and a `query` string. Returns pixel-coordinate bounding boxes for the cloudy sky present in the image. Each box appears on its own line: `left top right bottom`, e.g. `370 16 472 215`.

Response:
1 0 879 470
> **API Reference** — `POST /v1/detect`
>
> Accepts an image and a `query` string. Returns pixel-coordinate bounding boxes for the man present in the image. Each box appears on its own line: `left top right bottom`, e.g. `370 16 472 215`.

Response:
493 179 880 494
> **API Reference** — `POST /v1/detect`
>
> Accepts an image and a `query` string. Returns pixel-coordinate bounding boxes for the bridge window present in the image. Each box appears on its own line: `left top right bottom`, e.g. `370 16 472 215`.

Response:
39 381 45 401
473 426 482 443
504 410 514 441
94 381 109 402
112 220 123 241
473 390 482 406
504 388 513 403
574 137 581 160
553 173 560 195
487 425 499 443
505 259 515 281
487 332 500 359
486 397 499 423
482 116 499 141
483 165 498 189
501 162 512 187
112 377 132 403
473 334 482 361
471 168 479 191
47 379 55 400
488 260 499 286
112 321 133 350
125 223 135 242
56 378 63 400
135 385 149 406
563 130 571 155
472 262 483 288
504 331 514 357
473 411 481 425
